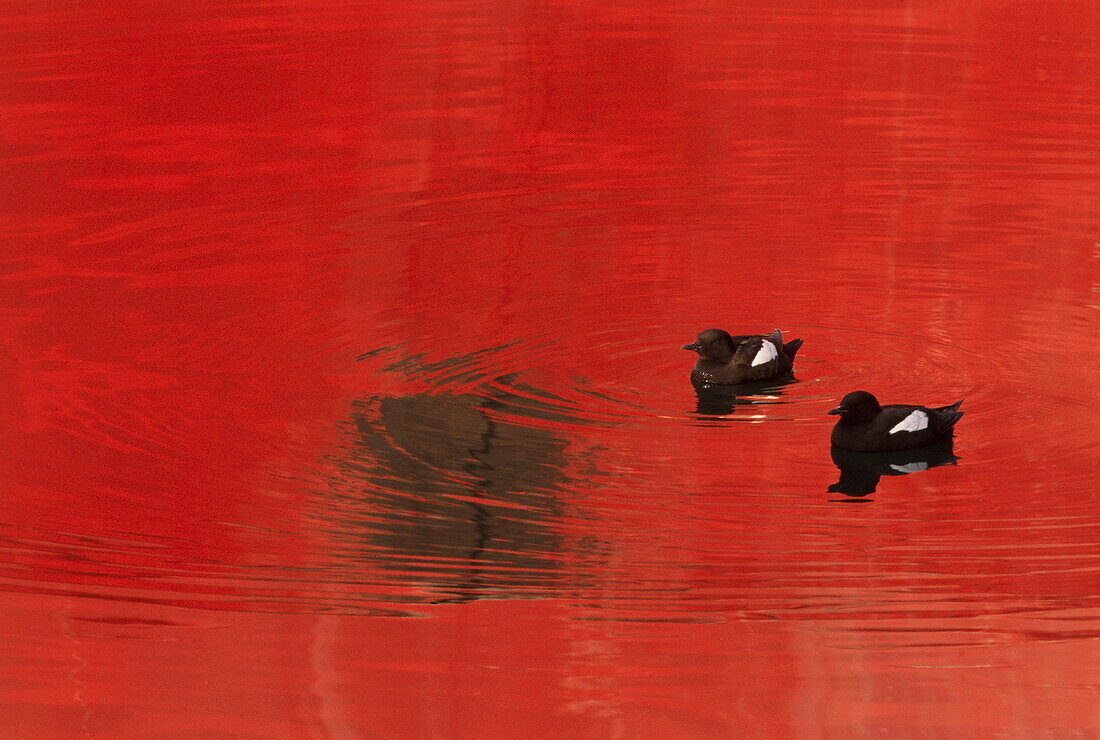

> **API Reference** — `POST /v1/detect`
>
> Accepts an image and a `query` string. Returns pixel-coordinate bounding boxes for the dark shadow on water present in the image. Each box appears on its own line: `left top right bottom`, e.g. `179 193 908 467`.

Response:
324 383 579 605
828 440 960 499
692 376 797 416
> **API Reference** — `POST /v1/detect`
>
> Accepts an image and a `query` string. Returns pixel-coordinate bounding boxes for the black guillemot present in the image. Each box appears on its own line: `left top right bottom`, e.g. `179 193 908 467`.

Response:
682 328 803 386
828 391 963 452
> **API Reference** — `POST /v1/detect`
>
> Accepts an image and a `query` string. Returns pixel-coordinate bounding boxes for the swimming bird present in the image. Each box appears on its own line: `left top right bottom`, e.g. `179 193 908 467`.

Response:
682 328 803 386
827 391 963 452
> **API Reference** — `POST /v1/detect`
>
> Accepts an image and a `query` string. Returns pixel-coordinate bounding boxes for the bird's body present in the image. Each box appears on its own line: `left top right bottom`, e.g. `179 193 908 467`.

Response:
828 391 963 452
683 329 803 386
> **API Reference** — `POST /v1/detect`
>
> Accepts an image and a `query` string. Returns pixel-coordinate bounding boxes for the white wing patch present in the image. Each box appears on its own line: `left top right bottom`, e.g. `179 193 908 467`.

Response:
751 340 778 367
888 410 929 434
890 462 929 473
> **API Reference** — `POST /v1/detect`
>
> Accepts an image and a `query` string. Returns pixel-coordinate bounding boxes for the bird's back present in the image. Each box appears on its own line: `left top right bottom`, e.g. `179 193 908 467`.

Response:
688 329 801 386
831 402 963 452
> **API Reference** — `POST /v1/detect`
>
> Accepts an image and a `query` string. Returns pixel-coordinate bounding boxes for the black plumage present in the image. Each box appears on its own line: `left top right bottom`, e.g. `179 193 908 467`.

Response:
828 390 963 452
682 328 803 386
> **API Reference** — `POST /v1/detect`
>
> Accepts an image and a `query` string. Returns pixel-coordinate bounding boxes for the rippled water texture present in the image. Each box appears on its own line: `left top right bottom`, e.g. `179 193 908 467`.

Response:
3 0 1099 735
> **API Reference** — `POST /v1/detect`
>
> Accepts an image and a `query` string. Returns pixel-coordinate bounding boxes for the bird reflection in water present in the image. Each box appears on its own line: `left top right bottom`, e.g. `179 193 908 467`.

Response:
828 440 960 499
328 377 576 605
692 378 796 417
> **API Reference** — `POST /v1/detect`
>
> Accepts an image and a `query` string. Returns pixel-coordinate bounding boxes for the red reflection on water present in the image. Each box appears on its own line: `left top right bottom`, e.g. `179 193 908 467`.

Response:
2 0 1099 735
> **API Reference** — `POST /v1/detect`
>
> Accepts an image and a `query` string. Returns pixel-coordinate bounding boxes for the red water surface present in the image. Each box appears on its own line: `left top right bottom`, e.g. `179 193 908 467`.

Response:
2 0 1099 736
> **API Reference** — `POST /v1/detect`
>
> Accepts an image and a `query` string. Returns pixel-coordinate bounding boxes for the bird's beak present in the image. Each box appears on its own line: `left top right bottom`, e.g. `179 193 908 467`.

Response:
827 406 844 415
682 343 701 352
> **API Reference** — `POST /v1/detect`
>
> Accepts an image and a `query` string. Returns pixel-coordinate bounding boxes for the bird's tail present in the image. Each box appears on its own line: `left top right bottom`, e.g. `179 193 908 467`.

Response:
935 400 964 428
783 337 804 359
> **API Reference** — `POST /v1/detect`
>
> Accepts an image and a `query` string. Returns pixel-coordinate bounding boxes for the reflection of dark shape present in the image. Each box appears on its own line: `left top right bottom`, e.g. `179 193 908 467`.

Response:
331 390 570 604
828 441 960 497
693 377 795 416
